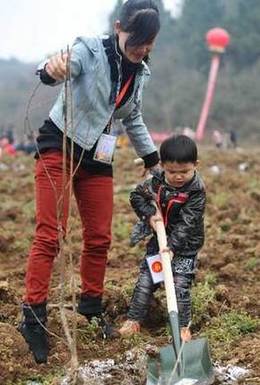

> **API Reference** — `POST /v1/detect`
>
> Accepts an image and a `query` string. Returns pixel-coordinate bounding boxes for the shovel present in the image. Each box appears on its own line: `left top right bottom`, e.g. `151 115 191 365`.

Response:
146 217 215 385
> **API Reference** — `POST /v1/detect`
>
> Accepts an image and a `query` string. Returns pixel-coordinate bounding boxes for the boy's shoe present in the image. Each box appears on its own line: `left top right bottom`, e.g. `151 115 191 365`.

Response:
19 302 49 364
118 319 141 336
180 327 192 342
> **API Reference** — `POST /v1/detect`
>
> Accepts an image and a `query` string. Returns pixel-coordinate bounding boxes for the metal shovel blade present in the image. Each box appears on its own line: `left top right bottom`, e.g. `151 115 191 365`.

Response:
146 338 215 385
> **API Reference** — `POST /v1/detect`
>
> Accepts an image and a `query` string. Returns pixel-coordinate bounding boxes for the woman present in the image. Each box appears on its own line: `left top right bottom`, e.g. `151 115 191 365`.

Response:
20 0 160 364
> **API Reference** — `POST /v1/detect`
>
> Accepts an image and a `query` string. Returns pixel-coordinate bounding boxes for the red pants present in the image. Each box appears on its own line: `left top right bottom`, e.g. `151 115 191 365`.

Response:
24 150 113 304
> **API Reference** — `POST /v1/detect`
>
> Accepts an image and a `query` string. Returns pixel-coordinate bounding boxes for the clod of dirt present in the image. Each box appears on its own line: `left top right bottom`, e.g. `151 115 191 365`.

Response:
250 190 260 202
0 322 28 357
0 235 9 252
48 308 87 336
219 263 238 279
144 344 159 357
0 280 19 303
215 284 231 306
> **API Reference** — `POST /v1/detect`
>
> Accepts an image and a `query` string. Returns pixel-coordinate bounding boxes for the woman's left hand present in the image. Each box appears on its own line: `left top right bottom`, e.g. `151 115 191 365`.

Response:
142 163 161 178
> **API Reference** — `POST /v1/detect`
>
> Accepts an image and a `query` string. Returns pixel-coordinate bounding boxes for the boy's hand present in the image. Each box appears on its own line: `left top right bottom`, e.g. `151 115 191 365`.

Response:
150 209 174 259
45 52 69 81
149 211 163 232
159 247 174 260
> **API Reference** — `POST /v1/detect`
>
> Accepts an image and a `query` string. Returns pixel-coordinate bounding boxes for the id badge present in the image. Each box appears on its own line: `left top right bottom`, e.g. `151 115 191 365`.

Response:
93 134 117 165
146 254 164 284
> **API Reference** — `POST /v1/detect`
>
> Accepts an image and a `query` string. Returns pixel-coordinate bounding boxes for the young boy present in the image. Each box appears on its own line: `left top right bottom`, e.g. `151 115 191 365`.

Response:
119 135 206 341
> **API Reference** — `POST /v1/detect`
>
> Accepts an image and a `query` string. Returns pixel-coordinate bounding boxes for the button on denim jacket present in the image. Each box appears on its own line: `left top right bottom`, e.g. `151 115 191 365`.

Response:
40 36 156 158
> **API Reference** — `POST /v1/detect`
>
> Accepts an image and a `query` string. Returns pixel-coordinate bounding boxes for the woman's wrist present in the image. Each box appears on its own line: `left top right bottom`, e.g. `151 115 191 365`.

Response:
142 151 159 168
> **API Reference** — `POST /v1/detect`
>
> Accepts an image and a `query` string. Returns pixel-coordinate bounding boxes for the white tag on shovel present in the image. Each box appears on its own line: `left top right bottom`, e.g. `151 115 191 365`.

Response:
146 254 164 284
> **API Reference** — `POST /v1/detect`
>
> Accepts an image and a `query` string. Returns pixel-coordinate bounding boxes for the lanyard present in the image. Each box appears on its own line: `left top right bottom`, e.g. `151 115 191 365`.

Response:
115 74 134 109
106 74 134 133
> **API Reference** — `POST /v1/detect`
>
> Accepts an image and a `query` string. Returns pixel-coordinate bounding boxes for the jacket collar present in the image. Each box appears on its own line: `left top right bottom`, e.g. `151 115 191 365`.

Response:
103 35 150 75
152 169 203 192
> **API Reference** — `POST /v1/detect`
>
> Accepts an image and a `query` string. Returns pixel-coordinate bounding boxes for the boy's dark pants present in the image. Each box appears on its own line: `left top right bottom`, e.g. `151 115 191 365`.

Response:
127 255 197 328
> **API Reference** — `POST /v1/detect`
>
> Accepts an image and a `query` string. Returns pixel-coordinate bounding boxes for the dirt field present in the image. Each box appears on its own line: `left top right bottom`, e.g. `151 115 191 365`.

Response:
0 146 259 385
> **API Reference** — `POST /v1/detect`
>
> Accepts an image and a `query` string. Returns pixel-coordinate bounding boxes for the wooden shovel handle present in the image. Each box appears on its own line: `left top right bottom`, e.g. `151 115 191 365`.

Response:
155 219 179 314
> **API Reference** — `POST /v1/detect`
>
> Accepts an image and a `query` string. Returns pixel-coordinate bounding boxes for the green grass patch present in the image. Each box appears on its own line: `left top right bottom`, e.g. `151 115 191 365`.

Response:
22 200 35 220
246 257 260 270
220 221 231 232
248 178 260 191
120 277 137 300
192 273 217 327
210 191 231 209
7 370 64 385
116 191 131 204
204 310 259 347
77 317 101 342
113 214 132 241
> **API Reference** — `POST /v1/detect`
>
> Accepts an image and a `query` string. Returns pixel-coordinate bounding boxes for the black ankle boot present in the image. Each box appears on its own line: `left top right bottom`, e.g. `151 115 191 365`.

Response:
19 302 49 364
78 295 119 339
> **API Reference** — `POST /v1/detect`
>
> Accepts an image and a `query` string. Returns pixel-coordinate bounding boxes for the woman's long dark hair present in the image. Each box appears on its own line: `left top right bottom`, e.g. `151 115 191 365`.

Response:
119 0 160 47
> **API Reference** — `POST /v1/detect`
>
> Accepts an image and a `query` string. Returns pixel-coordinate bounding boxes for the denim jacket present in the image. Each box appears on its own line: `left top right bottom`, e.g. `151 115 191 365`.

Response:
39 36 157 158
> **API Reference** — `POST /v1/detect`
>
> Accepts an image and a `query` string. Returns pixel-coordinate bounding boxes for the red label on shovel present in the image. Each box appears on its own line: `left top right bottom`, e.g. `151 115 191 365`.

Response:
152 261 163 273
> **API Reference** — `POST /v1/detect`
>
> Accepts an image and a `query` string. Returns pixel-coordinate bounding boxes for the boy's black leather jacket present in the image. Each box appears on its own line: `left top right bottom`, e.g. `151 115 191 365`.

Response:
129 169 206 257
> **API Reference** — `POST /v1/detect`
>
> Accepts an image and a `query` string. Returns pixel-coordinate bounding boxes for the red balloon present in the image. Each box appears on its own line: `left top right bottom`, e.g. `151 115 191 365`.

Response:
206 28 230 51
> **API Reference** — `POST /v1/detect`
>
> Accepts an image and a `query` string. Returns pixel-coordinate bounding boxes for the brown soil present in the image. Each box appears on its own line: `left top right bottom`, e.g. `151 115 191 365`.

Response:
0 147 259 384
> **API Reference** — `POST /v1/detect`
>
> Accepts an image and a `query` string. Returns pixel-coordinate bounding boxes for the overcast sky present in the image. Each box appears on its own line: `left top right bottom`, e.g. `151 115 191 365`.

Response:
1 0 180 63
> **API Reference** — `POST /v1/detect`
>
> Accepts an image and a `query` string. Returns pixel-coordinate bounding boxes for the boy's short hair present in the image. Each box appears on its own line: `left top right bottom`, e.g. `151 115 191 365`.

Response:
160 135 198 164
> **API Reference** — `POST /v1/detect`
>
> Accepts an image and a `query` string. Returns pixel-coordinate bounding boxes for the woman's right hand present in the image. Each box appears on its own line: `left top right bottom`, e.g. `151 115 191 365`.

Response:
45 52 69 81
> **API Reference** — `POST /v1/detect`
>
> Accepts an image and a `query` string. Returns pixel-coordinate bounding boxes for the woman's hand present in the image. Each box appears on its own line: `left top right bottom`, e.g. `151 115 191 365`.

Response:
142 163 161 178
134 158 161 178
45 52 69 81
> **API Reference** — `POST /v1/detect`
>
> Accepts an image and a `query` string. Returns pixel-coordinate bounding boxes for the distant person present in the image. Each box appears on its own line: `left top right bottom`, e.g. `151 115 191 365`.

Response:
15 141 36 155
0 137 16 157
212 129 223 149
182 126 195 140
118 135 206 342
229 130 237 149
6 126 15 144
19 0 161 364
